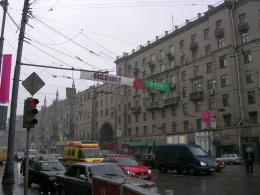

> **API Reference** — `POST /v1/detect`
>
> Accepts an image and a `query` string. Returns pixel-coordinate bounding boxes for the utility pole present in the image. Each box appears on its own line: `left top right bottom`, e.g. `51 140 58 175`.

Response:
2 0 30 185
0 0 8 74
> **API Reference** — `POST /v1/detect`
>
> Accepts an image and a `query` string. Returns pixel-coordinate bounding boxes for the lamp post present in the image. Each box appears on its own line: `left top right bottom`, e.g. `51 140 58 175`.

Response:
0 0 8 74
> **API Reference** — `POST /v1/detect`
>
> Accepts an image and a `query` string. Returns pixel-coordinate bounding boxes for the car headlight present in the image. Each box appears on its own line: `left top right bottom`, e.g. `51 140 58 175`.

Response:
49 176 56 181
127 171 135 176
147 169 152 174
200 161 207 166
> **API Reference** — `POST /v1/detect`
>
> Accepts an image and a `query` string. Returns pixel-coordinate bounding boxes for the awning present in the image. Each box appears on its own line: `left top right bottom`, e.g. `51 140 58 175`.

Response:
128 141 146 147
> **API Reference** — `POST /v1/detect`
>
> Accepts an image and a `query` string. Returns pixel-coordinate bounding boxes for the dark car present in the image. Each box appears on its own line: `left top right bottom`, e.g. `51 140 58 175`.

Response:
28 160 65 192
139 154 155 168
154 144 216 175
55 163 158 195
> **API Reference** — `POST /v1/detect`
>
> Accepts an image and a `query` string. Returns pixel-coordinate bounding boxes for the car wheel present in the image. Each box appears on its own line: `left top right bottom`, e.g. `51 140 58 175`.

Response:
187 167 196 176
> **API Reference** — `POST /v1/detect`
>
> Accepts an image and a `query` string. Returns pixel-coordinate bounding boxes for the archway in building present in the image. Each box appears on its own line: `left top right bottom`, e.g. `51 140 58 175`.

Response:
100 123 114 150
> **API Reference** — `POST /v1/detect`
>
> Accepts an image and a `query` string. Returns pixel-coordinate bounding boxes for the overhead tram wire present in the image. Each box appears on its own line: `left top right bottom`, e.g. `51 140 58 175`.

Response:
33 16 116 62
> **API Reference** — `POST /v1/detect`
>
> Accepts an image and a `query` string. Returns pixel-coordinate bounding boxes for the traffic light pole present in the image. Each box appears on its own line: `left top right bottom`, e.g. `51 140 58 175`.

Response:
2 0 30 185
24 128 30 195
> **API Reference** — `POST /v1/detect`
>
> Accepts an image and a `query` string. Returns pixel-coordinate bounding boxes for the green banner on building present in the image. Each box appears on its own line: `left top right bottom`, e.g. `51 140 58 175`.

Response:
144 80 170 93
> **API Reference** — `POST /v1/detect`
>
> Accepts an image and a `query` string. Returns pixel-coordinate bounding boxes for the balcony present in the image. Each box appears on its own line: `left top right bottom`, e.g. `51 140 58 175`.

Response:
238 22 249 33
131 106 141 114
164 97 180 107
190 42 198 51
144 101 163 110
215 28 224 38
190 91 203 101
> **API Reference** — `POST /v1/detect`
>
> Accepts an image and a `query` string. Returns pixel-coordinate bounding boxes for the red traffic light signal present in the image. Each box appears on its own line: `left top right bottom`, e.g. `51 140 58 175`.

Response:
23 97 39 128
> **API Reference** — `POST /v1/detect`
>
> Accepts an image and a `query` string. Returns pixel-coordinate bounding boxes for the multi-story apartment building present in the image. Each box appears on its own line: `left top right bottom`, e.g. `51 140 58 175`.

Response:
115 0 260 157
35 0 260 160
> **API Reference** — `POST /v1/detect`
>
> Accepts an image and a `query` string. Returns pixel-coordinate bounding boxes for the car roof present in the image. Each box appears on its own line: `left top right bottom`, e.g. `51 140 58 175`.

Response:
107 156 133 160
73 162 116 167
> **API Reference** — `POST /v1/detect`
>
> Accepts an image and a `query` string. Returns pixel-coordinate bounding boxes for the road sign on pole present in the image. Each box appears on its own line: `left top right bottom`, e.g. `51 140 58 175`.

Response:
22 72 45 96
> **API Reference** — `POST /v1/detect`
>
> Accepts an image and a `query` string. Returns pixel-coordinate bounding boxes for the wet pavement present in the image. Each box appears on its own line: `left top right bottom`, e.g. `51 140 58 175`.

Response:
152 165 260 195
0 163 260 195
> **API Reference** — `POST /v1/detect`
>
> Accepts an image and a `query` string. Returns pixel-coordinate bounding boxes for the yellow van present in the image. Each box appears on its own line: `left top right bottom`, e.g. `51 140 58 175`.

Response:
61 141 104 167
0 147 8 163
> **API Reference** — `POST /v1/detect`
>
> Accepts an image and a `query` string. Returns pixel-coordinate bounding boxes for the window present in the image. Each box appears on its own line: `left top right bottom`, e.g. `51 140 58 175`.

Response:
135 127 139 135
246 71 254 84
183 120 189 132
193 68 199 77
135 114 139 122
222 94 229 107
160 123 166 134
221 74 228 87
208 98 215 110
248 91 256 104
191 34 196 42
196 119 201 131
151 54 156 62
127 65 131 75
205 44 211 56
182 87 187 97
218 38 225 48
216 20 223 29
128 128 131 136
207 80 216 90
170 58 176 68
241 33 249 44
160 64 165 72
161 110 166 118
118 67 122 76
152 110 156 120
204 28 210 40
194 83 202 92
170 45 175 54
171 106 176 116
143 126 148 135
195 101 202 112
160 50 165 59
243 51 252 64
181 71 186 81
183 104 188 115
143 112 147 121
172 122 177 133
101 110 103 117
118 116 121 124
180 40 184 50
192 50 198 60
152 124 156 134
219 55 227 68
207 62 214 74
239 13 246 23
118 104 121 111
223 114 232 127
181 55 186 65
248 112 258 124
128 115 131 123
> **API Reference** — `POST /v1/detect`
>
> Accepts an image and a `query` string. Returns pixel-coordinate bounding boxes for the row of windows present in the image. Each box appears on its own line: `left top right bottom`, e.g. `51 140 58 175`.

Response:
127 111 258 136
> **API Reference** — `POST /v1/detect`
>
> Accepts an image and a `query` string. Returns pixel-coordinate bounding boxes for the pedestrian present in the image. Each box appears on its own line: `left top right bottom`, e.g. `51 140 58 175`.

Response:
20 157 25 176
243 147 255 174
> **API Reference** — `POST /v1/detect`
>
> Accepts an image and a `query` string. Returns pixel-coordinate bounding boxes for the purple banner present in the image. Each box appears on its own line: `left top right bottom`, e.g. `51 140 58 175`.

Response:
0 54 12 103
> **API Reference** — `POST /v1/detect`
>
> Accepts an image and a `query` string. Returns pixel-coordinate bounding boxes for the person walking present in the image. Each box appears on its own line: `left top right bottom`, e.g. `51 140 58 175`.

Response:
243 147 255 174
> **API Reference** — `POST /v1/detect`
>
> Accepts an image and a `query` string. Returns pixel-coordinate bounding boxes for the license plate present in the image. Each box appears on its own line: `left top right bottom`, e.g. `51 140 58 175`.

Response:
210 168 215 171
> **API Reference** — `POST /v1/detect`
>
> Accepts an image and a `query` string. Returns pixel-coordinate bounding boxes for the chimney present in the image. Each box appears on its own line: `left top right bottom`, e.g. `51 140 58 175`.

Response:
132 49 135 53
186 19 189 24
208 5 214 10
156 36 159 40
147 40 150 45
140 45 143 49
123 52 128 57
175 25 178 30
165 31 168 35
198 13 201 18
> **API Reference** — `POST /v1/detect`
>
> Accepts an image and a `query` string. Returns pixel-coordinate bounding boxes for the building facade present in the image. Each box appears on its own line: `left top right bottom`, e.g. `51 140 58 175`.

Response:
35 0 260 160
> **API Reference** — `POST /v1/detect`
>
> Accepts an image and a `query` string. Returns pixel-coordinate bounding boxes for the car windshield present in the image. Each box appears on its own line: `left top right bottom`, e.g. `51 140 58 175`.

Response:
189 147 207 157
37 154 57 161
80 149 104 158
40 162 65 171
90 164 126 177
117 158 139 166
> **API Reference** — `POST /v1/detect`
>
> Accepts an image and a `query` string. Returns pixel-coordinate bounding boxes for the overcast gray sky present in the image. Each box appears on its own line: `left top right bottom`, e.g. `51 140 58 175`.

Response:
1 0 221 115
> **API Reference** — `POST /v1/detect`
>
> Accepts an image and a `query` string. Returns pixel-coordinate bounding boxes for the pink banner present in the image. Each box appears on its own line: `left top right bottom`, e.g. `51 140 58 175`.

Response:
202 110 211 129
0 54 12 103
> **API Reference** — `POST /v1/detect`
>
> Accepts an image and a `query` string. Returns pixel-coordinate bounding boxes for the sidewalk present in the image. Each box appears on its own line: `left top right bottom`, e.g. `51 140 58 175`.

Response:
0 163 38 195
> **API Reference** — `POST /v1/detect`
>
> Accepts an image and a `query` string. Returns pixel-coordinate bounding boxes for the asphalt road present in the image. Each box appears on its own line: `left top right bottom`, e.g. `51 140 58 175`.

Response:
151 165 260 195
1 163 260 195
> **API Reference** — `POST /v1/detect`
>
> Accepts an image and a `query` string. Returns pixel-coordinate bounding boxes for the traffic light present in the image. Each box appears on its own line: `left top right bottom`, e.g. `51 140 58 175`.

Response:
23 97 39 128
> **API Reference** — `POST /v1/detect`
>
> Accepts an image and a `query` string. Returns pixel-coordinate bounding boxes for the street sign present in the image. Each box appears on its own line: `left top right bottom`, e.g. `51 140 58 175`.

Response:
144 80 170 93
22 72 45 96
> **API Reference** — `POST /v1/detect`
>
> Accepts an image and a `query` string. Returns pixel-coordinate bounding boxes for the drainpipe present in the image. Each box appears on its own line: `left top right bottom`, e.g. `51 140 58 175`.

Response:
230 1 243 154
